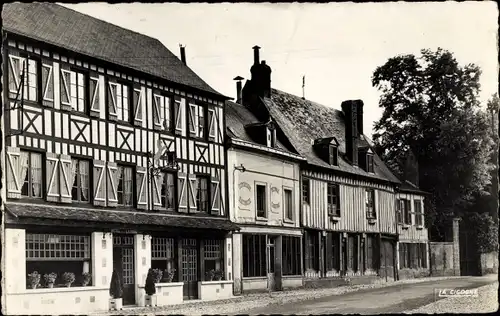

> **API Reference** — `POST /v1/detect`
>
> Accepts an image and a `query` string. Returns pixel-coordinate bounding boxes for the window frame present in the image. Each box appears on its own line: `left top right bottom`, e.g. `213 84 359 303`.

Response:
160 171 177 211
203 239 225 280
188 101 208 140
195 174 210 214
282 236 301 276
255 183 268 219
71 158 91 204
304 230 319 271
366 154 374 173
329 145 338 166
117 164 135 207
302 178 310 205
242 234 267 278
108 80 132 123
283 187 294 221
365 188 376 219
153 92 174 132
21 150 44 199
10 53 40 103
414 200 424 226
327 183 340 217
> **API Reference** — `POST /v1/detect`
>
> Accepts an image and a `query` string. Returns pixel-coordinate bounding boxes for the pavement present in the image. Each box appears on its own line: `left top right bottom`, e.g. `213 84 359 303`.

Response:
238 274 498 315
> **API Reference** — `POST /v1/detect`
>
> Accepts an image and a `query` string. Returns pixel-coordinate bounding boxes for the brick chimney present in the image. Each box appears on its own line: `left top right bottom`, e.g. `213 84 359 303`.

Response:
233 76 244 103
249 46 272 98
341 100 364 166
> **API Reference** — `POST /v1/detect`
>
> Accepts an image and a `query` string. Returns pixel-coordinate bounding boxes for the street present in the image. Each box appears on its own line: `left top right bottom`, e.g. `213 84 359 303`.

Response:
238 275 498 315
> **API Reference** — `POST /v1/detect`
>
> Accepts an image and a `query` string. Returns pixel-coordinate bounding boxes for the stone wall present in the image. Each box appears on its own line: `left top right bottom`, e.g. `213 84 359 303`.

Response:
429 242 456 276
480 252 499 275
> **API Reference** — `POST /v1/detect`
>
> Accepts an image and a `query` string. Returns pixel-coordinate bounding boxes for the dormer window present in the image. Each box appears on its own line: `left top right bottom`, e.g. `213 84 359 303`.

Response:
313 137 339 166
266 122 277 148
329 145 338 166
359 147 375 173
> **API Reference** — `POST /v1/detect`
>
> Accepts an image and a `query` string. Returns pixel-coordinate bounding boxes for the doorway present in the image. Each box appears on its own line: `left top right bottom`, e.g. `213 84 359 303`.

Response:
380 238 395 281
113 235 136 305
181 238 198 300
267 236 276 290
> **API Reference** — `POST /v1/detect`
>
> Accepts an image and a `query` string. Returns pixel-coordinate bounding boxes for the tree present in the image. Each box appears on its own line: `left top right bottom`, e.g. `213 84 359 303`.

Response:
372 48 495 240
109 270 123 299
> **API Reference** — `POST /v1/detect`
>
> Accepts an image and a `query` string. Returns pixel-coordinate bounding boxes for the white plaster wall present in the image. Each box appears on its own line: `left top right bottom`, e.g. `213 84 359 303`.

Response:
135 234 152 307
225 236 233 281
91 232 113 288
6 287 109 315
232 233 242 295
155 282 184 306
4 229 26 294
242 278 267 292
282 276 303 289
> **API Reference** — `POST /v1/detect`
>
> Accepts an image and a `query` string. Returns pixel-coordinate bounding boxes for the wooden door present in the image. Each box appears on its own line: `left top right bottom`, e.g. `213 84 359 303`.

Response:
113 235 135 305
181 238 198 300
380 239 395 281
267 236 276 291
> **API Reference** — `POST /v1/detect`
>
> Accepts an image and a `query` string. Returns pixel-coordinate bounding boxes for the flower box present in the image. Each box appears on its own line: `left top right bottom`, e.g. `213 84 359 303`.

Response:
198 280 233 301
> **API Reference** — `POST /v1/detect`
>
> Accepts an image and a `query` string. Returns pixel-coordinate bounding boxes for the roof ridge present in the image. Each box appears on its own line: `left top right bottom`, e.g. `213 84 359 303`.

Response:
57 3 163 46
271 87 344 115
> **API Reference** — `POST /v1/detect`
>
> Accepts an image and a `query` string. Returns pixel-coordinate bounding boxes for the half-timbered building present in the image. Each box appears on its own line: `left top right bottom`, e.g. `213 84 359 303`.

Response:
240 46 402 286
1 3 237 314
395 154 430 279
226 78 306 294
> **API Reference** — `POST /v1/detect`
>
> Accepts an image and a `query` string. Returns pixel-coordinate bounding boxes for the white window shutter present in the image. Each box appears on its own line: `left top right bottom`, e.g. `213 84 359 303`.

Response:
177 172 188 213
136 166 148 210
45 152 60 202
106 162 118 207
59 154 72 203
93 160 107 207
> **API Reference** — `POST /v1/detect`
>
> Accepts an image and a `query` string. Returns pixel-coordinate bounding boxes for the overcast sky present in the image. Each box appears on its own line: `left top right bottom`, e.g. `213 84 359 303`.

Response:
63 2 498 137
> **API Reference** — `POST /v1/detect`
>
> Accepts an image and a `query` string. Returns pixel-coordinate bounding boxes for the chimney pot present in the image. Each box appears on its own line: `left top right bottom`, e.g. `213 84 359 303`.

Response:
233 76 244 103
179 44 186 65
253 45 261 65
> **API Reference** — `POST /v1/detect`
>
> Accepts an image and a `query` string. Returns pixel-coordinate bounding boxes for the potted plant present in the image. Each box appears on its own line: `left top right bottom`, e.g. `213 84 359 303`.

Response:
214 269 224 281
44 272 57 288
163 268 176 283
144 268 162 307
109 270 123 311
27 271 41 289
82 272 92 286
205 269 215 281
62 272 76 287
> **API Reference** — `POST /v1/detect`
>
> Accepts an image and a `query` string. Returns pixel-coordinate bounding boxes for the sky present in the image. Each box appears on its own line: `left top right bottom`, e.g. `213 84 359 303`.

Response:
63 2 498 137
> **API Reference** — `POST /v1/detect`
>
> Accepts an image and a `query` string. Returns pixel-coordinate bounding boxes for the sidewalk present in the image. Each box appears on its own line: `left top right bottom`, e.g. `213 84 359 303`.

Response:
92 275 470 316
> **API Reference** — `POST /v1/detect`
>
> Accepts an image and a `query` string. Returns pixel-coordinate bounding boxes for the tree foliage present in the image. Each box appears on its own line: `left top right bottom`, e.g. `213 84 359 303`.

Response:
463 212 499 253
372 48 495 240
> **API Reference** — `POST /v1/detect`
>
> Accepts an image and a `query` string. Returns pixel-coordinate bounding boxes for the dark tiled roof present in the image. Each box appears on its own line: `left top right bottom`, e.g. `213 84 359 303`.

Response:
263 88 400 183
2 2 223 97
225 100 294 153
6 203 239 231
399 180 429 195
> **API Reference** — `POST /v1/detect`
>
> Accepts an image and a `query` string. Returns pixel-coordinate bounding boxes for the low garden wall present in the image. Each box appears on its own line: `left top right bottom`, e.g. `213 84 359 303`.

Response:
198 280 233 301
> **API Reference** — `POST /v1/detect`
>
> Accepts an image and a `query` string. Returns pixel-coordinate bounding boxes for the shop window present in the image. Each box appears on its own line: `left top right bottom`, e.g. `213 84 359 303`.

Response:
25 233 91 288
204 239 224 280
242 234 266 277
282 236 301 276
151 237 177 282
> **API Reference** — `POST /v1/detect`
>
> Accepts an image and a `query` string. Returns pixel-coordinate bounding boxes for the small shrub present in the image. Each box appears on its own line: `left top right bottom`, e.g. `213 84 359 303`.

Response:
82 272 92 286
144 268 156 296
151 268 163 284
163 269 176 282
43 273 57 286
205 269 215 281
109 270 123 299
214 269 224 281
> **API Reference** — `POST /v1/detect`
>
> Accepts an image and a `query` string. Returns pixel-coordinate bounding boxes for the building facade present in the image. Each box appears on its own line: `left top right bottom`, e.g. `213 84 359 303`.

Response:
225 94 306 294
240 46 402 286
396 181 430 279
1 3 237 315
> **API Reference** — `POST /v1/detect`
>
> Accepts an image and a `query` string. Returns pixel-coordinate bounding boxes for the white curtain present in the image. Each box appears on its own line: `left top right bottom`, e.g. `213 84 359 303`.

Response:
123 168 132 205
80 161 89 201
71 159 78 191
31 154 42 197
116 167 123 202
17 151 29 191
156 173 164 205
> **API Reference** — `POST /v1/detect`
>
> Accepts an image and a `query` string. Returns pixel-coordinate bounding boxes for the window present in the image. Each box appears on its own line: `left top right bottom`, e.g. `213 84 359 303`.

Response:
267 126 277 148
284 188 293 221
8 55 38 102
402 199 411 225
188 103 206 139
366 154 374 173
327 183 340 216
302 178 310 205
304 230 319 271
414 200 423 226
196 176 209 213
117 166 134 206
399 243 427 269
161 172 176 211
71 159 90 203
365 189 376 219
25 233 91 288
204 239 224 280
151 237 177 282
397 199 403 224
242 234 267 277
256 184 267 218
329 145 338 166
20 151 43 199
282 236 301 275
61 69 86 112
109 82 131 122
153 93 173 131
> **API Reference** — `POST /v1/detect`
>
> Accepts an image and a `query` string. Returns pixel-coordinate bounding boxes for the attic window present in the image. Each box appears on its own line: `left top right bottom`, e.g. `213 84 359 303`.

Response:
367 154 374 173
266 124 276 148
329 145 338 166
